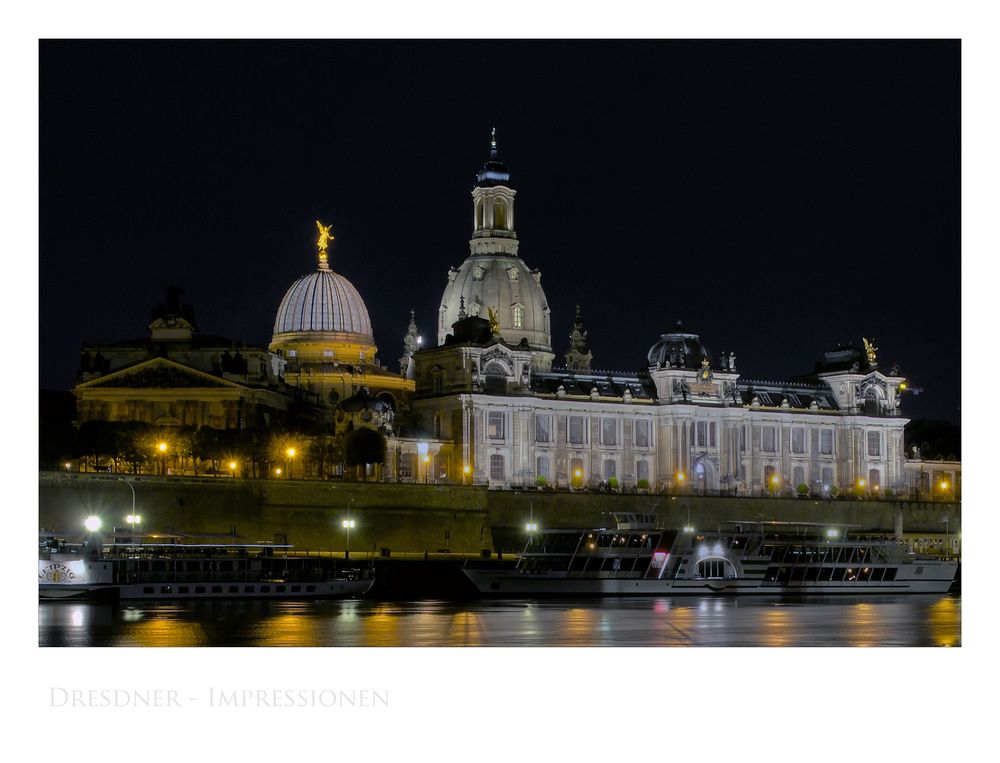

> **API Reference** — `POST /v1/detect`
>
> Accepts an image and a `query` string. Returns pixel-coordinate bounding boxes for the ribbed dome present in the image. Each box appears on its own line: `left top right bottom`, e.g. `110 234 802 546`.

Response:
438 254 551 353
273 269 373 338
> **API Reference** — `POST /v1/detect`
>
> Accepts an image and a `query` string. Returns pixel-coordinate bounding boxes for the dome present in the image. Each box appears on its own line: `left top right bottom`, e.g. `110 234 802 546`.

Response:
273 269 373 340
437 253 552 354
647 321 713 369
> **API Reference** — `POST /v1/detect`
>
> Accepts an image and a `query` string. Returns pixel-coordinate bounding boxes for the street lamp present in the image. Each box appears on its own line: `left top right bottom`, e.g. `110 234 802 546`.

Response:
463 463 471 485
119 478 137 542
286 447 296 480
274 467 282 477
229 461 237 478
126 513 142 547
525 522 539 532
84 515 101 533
771 474 780 497
342 518 356 559
157 441 168 476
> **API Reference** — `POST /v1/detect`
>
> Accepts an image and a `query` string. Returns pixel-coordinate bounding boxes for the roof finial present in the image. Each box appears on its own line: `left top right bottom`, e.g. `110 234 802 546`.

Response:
315 220 334 270
490 127 497 157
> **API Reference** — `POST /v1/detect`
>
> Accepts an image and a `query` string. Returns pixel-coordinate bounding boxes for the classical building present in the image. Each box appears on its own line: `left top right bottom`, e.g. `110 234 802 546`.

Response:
409 138 911 496
75 286 299 431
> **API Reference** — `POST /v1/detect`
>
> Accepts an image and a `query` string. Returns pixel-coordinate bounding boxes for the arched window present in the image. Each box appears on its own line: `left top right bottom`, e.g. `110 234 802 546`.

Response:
475 199 484 230
536 455 550 481
512 303 524 328
490 454 505 481
869 468 881 489
493 199 507 230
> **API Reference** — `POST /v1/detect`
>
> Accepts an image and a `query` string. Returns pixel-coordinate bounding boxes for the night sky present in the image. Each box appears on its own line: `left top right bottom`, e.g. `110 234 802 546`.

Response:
39 40 960 423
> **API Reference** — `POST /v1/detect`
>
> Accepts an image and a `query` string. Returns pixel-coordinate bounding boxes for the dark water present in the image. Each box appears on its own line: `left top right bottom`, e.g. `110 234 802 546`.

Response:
38 594 960 647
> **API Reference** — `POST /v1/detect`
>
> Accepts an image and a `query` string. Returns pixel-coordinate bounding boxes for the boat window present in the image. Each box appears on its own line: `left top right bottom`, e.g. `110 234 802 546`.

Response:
260 585 270 593
276 586 286 593
143 587 154 594
186 561 200 572
211 585 223 593
883 568 897 582
179 586 189 594
160 586 172 594
244 586 255 593
860 567 874 582
570 556 589 572
218 561 234 572
764 567 779 583
831 568 847 581
306 585 315 593
195 586 206 593
291 585 301 593
804 567 820 581
228 585 239 593
152 561 167 572
790 567 806 582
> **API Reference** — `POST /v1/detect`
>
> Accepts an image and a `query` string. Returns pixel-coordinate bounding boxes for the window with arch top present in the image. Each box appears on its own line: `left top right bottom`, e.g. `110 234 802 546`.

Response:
512 303 524 328
493 198 508 230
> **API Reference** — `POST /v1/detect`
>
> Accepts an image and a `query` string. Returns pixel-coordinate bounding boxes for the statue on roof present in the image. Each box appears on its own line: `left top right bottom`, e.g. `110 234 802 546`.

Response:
487 306 501 336
863 337 878 366
315 220 334 252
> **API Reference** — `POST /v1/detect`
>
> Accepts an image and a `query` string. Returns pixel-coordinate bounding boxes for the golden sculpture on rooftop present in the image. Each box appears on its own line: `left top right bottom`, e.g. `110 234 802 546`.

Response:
487 306 501 335
863 337 878 365
315 220 334 252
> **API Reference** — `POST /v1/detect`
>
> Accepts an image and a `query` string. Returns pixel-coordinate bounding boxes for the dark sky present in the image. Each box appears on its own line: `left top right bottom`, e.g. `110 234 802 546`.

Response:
39 40 960 424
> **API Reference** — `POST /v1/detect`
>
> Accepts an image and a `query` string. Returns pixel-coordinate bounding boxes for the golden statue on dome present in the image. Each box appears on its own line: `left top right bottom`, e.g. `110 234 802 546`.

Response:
487 306 501 335
315 220 334 269
316 220 334 251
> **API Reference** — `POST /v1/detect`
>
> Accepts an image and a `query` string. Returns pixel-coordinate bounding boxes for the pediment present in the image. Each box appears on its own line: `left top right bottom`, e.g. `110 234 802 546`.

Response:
78 357 238 390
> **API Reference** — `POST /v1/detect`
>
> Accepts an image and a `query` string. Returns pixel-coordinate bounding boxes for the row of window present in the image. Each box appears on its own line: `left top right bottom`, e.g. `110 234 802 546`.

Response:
489 412 654 447
491 453 652 482
763 465 881 488
141 584 317 595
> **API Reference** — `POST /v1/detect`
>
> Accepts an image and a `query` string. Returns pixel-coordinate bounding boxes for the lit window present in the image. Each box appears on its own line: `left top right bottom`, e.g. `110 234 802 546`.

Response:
488 411 505 440
512 304 524 328
287 349 297 358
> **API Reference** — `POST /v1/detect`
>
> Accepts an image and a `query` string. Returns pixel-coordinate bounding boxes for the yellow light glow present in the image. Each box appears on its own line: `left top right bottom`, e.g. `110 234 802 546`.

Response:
899 383 907 391
275 468 282 476
423 455 430 464
574 469 583 478
229 461 237 470
157 442 168 453
286 447 296 458
858 479 866 487
940 481 949 490
84 516 101 532
463 464 471 474
677 472 685 482
771 475 780 485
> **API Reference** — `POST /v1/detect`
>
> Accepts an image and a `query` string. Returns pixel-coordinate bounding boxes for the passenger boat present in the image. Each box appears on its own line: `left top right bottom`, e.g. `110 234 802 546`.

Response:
39 534 374 601
463 516 958 596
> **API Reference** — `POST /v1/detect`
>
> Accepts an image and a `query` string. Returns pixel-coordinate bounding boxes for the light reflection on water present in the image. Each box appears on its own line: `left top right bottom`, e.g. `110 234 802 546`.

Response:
38 595 961 647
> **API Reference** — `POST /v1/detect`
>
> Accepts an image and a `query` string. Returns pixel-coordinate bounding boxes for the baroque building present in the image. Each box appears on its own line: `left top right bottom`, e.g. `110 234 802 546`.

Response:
409 137 911 496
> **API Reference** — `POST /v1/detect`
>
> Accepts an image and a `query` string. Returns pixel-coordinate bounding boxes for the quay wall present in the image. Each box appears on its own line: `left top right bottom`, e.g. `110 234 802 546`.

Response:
39 473 959 554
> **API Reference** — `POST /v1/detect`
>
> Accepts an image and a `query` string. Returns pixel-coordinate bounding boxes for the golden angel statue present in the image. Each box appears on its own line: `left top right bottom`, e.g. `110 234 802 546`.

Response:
315 220 334 252
863 337 878 365
487 306 501 335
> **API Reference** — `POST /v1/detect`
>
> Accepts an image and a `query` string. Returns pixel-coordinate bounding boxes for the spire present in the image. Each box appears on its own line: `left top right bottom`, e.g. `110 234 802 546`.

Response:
475 128 510 187
458 295 467 320
400 309 420 379
564 304 593 371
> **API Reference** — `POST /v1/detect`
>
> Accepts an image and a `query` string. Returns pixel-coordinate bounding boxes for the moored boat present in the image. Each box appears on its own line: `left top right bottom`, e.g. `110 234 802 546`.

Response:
39 534 373 601
463 516 958 596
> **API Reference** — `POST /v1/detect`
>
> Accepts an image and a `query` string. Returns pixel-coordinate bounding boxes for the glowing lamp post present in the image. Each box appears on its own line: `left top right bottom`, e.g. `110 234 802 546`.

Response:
286 447 296 480
342 518 356 559
126 514 142 547
274 467 282 477
676 472 685 495
229 461 237 478
84 515 102 533
525 522 539 533
463 463 471 485
157 441 169 475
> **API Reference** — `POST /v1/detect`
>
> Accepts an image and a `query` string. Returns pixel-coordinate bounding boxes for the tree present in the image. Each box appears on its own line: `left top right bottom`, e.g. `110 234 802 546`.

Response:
344 428 386 481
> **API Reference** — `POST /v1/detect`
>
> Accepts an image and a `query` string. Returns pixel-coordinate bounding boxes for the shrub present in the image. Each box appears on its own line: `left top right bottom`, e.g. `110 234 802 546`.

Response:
608 476 619 491
796 483 809 496
636 478 650 491
535 475 548 488
829 486 841 498
882 488 894 499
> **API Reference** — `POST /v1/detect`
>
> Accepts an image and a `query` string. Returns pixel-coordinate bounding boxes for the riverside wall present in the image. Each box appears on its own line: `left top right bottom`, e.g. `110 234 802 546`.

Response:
39 472 960 555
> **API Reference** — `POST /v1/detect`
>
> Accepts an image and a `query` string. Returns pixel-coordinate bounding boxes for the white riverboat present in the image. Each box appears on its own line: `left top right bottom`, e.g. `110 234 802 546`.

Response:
39 534 374 601
463 517 958 596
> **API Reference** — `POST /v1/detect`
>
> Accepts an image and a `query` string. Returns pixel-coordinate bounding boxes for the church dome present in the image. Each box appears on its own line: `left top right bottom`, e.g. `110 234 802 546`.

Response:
647 321 712 369
438 254 552 354
273 269 373 338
